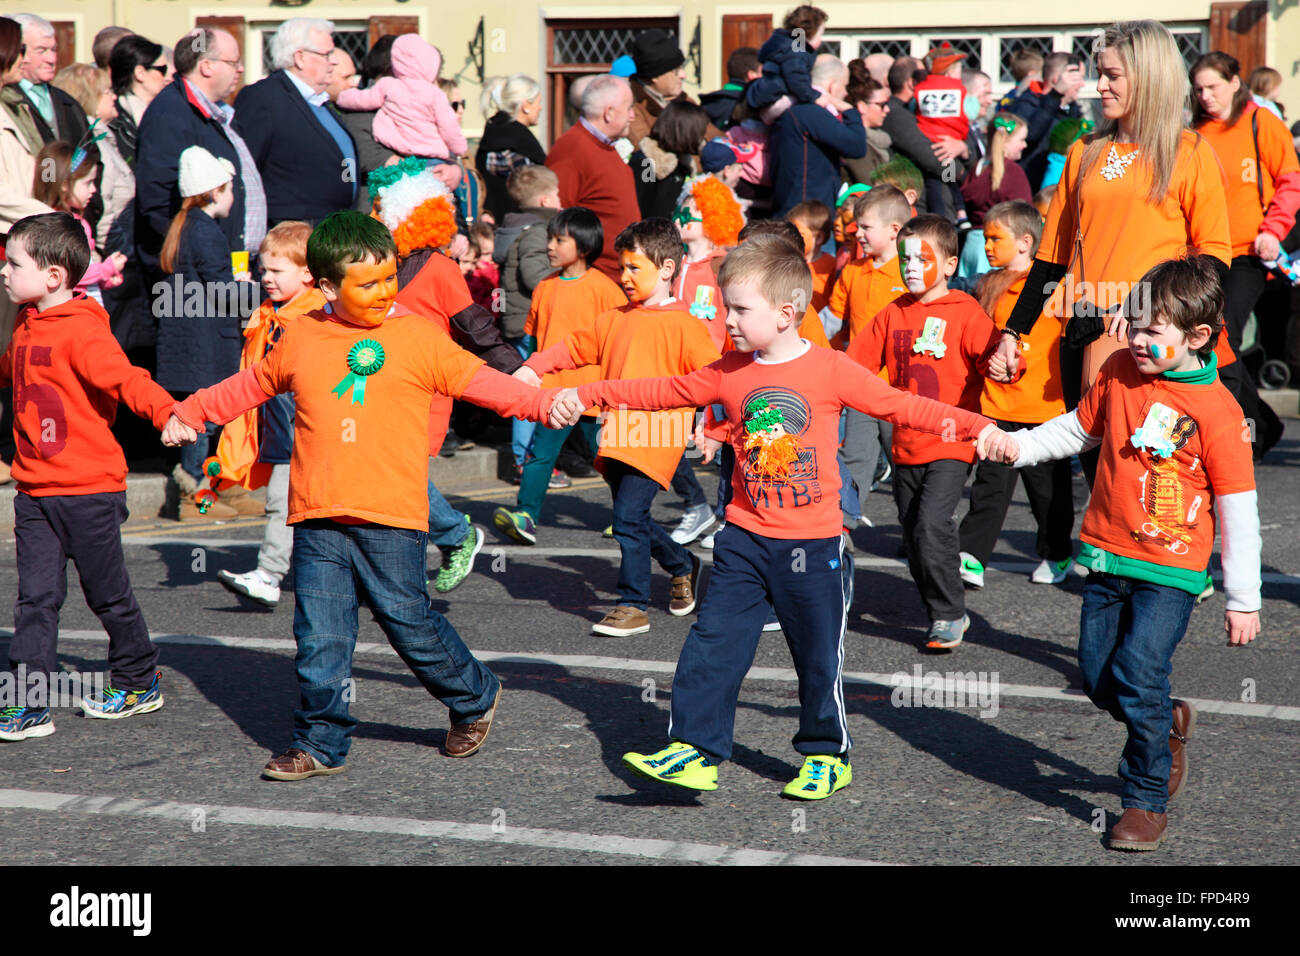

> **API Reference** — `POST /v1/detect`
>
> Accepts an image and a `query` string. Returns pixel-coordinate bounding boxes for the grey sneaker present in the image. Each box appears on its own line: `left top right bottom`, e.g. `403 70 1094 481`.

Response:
924 615 970 651
670 503 716 544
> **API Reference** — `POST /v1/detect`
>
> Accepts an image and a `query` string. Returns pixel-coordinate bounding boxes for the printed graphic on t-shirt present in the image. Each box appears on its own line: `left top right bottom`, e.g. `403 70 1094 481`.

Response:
690 286 718 321
912 317 948 359
917 89 961 118
1130 403 1201 557
739 386 822 510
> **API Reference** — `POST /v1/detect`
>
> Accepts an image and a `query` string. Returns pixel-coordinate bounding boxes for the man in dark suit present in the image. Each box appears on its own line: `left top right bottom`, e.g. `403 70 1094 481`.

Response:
12 14 89 147
233 17 357 226
133 27 266 271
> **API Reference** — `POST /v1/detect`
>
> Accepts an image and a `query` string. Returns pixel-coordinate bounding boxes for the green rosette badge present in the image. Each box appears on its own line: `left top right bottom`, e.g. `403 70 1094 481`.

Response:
333 338 386 405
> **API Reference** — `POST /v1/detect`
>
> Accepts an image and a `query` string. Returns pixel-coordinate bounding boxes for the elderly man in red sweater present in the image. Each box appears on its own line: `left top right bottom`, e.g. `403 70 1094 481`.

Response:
546 75 638 281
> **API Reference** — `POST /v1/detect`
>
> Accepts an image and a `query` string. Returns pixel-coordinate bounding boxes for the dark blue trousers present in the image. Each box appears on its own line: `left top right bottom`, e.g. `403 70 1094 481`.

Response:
669 523 850 764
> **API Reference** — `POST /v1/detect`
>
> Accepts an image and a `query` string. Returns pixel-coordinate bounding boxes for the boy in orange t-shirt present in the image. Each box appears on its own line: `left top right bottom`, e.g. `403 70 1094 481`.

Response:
832 187 911 533
546 235 999 797
957 201 1074 588
164 213 559 780
1 214 177 740
785 200 835 313
847 214 1002 651
494 207 627 541
520 218 722 637
986 256 1261 851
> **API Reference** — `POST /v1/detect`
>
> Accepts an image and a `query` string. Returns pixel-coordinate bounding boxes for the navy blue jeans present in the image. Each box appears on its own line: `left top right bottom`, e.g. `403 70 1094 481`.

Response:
1079 573 1196 813
670 524 851 764
604 458 693 609
289 520 499 767
427 480 468 549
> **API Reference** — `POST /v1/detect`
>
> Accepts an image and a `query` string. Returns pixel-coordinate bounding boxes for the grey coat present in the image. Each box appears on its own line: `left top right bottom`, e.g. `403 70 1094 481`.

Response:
494 206 559 340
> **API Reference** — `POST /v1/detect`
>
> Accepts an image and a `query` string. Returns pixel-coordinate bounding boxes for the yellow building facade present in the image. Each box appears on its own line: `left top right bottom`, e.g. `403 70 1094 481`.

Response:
5 0 1296 144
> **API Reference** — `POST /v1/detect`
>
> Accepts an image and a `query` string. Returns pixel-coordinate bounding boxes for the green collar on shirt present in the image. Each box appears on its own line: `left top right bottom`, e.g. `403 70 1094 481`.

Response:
1160 350 1217 385
722 82 745 92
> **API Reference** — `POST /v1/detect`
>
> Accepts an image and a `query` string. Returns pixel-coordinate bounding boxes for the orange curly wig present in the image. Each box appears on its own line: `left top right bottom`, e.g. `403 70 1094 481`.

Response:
690 176 744 248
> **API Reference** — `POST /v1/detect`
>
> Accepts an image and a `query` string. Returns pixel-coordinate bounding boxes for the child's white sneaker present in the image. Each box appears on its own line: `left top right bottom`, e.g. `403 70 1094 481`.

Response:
959 552 984 588
217 568 281 607
1030 558 1072 585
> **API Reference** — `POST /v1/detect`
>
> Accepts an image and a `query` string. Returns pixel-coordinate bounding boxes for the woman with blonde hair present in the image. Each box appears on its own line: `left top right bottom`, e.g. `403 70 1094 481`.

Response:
958 111 1033 276
475 73 546 220
992 20 1232 478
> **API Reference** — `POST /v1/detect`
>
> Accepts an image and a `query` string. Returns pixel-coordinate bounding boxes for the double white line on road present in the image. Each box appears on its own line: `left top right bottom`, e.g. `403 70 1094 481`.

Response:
37 629 1300 722
0 788 882 866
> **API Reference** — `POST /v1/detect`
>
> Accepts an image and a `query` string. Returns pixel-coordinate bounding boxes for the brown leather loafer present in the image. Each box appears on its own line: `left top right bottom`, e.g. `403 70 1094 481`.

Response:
1107 808 1167 851
669 553 702 616
262 748 345 781
445 687 500 758
1167 698 1197 801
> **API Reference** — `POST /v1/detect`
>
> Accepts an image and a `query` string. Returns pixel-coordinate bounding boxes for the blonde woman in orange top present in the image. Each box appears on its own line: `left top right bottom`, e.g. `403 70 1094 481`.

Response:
991 20 1232 485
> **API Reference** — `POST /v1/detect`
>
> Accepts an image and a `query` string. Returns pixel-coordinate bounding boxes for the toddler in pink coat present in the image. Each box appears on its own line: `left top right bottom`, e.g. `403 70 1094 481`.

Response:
336 33 467 189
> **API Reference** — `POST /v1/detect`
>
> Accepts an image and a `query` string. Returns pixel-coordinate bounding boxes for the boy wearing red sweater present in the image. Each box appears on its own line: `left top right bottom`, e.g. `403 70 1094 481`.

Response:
0 214 175 740
847 215 1002 651
985 257 1261 851
549 236 999 798
520 218 721 637
163 213 560 780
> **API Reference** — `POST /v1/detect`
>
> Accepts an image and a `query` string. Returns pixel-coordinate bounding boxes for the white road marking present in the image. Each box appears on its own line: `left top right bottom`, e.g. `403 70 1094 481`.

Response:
0 788 883 866
109 538 1300 585
33 630 1300 722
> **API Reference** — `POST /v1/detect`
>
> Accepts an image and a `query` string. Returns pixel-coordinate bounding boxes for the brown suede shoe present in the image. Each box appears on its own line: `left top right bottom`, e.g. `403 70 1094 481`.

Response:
1107 808 1167 851
591 605 650 636
669 553 702 616
1167 698 1197 801
218 484 266 516
262 748 345 781
445 687 500 758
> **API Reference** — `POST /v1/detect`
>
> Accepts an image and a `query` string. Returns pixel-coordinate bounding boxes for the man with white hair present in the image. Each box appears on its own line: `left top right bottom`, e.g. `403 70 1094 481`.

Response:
545 74 638 279
233 17 357 224
11 13 89 147
770 54 865 216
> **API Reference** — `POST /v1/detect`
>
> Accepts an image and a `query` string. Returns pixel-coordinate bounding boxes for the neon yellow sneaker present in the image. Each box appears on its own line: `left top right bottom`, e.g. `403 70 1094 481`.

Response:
622 741 718 791
781 754 852 800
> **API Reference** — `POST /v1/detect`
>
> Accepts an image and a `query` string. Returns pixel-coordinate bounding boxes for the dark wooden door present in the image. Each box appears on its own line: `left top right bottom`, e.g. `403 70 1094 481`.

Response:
1208 2 1267 77
368 16 420 48
51 21 76 72
721 14 771 80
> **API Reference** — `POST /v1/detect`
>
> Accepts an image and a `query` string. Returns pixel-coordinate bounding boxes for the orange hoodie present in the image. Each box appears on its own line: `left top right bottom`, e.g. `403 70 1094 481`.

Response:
0 295 174 496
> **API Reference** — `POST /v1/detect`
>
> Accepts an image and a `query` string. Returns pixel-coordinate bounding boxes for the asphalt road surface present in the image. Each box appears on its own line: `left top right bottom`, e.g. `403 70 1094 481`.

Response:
1 439 1297 869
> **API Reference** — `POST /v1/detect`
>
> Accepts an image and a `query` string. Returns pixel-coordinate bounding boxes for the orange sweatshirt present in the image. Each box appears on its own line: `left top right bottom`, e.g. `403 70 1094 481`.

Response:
525 300 722 489
979 274 1065 424
525 269 627 405
1198 103 1300 256
175 304 557 531
392 250 475 455
809 252 836 314
826 254 907 349
0 295 174 496
847 289 1000 465
673 250 730 352
576 344 991 539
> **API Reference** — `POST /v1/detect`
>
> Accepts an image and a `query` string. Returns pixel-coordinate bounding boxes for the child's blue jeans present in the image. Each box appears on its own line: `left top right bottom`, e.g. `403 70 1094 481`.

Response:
288 520 499 767
1079 572 1196 814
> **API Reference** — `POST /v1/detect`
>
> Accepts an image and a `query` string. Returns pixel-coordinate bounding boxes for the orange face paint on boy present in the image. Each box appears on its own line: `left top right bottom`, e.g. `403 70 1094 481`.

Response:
983 222 1018 269
899 237 941 293
322 256 400 328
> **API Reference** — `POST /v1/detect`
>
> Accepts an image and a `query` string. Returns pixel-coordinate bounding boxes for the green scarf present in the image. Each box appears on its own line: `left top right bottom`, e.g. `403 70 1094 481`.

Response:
0 84 45 159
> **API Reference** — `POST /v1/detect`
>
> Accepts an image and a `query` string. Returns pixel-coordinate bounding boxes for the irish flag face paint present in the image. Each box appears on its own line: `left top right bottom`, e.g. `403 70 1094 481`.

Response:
900 237 940 294
1149 344 1176 360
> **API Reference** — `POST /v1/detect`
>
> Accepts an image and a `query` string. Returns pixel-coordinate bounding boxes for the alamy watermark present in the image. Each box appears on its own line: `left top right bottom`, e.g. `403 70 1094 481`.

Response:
152 274 260 319
0 665 105 709
889 665 1000 718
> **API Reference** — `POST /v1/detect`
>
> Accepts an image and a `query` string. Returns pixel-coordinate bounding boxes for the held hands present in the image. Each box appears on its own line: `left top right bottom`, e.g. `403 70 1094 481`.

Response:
512 365 542 388
1225 609 1260 646
975 424 1020 464
547 387 584 429
692 417 723 464
1253 231 1281 263
161 413 198 447
991 334 1021 381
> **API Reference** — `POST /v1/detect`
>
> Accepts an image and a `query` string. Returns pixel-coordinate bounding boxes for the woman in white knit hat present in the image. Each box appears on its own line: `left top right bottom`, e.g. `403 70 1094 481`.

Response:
155 145 261 519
